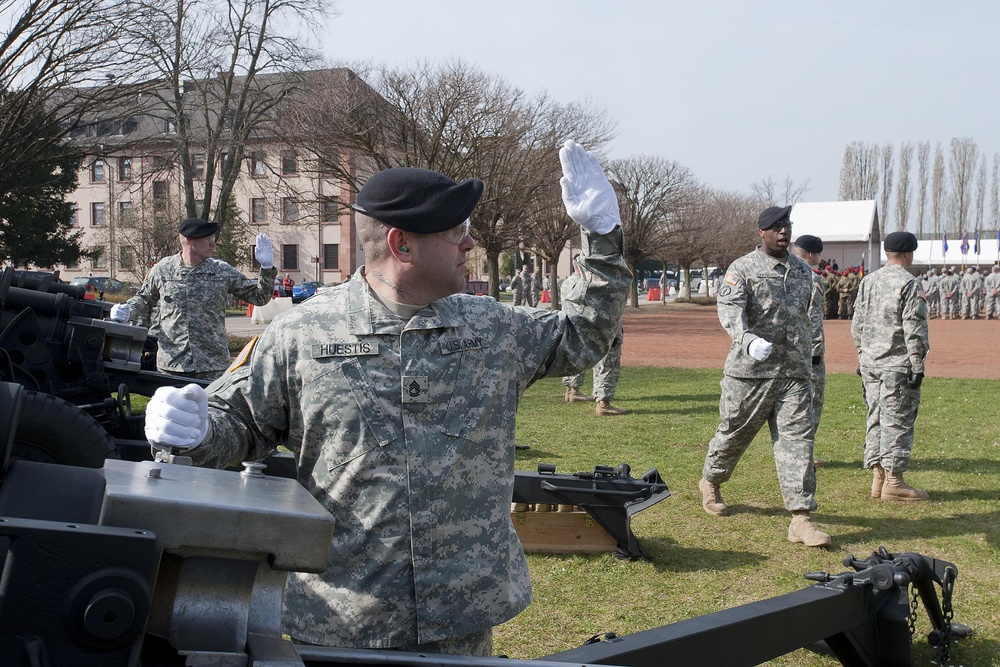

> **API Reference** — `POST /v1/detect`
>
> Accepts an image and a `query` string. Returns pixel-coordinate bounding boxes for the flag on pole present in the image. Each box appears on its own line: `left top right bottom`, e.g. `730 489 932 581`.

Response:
974 230 981 256
960 232 969 255
943 232 949 254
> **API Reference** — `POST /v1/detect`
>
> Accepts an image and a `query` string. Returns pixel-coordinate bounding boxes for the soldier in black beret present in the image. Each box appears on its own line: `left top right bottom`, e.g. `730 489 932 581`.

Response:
852 229 929 501
757 205 793 229
178 217 220 238
352 167 483 235
794 234 823 255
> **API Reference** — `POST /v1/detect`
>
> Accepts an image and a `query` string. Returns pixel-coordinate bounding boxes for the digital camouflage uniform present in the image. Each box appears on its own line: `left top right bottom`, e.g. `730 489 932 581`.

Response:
808 271 826 436
939 271 960 318
510 269 531 306
924 271 941 318
974 268 985 316
822 272 839 319
959 269 980 319
529 270 543 307
984 268 1000 318
852 264 929 473
189 229 630 649
561 271 624 402
127 254 276 378
702 247 818 513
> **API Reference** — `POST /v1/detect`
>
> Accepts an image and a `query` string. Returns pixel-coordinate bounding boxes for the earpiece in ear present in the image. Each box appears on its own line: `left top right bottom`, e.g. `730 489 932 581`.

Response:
400 245 409 252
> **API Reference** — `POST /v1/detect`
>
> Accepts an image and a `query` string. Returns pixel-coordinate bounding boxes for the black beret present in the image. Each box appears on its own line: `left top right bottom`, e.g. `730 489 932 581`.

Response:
757 205 793 229
178 217 219 238
884 231 918 253
352 167 484 233
794 234 823 253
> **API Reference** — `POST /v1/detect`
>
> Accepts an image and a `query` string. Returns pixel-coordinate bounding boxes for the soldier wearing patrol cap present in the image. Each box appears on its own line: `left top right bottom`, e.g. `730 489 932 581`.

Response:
699 205 832 548
852 231 930 502
113 218 276 379
792 234 827 467
141 142 631 656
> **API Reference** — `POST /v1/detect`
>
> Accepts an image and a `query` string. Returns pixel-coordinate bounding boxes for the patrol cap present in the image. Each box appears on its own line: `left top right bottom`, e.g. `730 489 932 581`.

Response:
352 167 484 233
178 217 219 238
794 234 823 253
883 231 918 253
757 205 793 229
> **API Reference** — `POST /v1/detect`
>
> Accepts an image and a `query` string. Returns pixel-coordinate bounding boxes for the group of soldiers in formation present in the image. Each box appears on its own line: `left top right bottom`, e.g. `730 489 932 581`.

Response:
817 263 1000 321
508 265 544 307
921 264 1000 320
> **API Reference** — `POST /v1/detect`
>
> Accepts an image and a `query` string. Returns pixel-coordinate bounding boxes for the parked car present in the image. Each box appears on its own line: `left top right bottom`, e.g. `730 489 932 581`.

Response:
291 281 324 303
70 276 128 295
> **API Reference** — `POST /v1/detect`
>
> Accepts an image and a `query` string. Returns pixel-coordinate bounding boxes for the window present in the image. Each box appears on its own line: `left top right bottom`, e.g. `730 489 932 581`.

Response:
282 244 298 270
91 159 105 182
163 118 176 133
151 155 169 172
66 259 79 269
153 181 168 211
251 197 266 224
69 205 78 227
120 245 135 270
118 157 132 181
323 243 339 270
91 202 105 226
118 201 134 227
321 196 338 223
282 197 298 223
219 152 230 171
94 251 108 269
249 151 266 177
281 150 297 175
192 153 205 179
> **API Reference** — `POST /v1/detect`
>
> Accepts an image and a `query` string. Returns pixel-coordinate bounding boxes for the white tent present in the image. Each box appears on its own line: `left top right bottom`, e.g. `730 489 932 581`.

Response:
790 200 881 271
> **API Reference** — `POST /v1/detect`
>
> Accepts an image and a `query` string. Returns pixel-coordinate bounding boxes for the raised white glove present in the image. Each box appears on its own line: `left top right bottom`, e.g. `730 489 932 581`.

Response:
748 338 773 361
145 383 209 451
254 233 273 269
110 303 130 322
558 140 621 235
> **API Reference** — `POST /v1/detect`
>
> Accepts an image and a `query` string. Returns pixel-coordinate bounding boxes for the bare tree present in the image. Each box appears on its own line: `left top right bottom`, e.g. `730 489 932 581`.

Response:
915 141 930 236
895 142 912 232
750 175 810 207
878 143 894 235
991 154 1000 239
949 137 978 235
702 189 759 270
974 154 988 240
838 141 880 201
607 155 701 307
931 143 946 238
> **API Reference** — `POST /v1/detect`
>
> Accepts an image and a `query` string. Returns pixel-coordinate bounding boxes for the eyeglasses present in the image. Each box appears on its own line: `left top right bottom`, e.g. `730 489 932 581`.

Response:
438 219 471 244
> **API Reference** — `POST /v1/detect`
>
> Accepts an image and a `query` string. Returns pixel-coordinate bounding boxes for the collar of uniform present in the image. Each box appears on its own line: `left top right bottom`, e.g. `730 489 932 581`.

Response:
754 246 789 270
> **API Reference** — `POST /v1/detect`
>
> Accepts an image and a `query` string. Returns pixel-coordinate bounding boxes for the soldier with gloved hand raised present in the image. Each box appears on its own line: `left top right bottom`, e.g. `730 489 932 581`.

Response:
143 141 631 656
698 205 831 548
115 217 276 380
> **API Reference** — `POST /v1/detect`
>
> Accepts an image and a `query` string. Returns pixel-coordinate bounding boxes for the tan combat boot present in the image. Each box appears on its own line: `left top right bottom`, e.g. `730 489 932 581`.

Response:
870 464 886 499
787 511 832 548
564 386 592 403
699 477 728 517
595 399 626 416
880 471 930 502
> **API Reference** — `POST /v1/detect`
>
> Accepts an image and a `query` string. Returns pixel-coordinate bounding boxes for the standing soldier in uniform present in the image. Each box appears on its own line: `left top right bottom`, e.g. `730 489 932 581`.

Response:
511 265 531 306
823 269 839 319
924 269 941 319
529 267 543 307
960 267 978 319
984 265 1000 319
699 205 830 548
973 266 985 317
940 267 960 319
837 269 854 319
111 218 276 380
792 235 827 467
852 231 930 501
141 141 631 655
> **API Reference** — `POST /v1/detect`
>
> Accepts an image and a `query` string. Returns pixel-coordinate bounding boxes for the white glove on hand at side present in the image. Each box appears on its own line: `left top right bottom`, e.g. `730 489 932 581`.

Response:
254 233 273 269
145 383 209 451
748 338 773 361
559 140 621 235
110 303 130 322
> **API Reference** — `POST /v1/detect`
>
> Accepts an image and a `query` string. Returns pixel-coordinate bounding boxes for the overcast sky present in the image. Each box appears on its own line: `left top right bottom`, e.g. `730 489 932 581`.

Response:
321 1 999 204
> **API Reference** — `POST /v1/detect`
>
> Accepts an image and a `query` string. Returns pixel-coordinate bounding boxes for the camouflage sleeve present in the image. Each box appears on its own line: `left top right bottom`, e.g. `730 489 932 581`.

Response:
716 264 758 354
850 276 867 357
126 267 160 328
901 280 929 374
809 275 824 357
227 264 278 306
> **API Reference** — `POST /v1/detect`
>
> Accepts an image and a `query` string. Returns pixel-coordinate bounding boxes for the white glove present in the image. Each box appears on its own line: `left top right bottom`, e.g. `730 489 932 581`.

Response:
110 303 130 322
254 233 273 269
145 384 209 451
559 140 621 235
748 338 773 361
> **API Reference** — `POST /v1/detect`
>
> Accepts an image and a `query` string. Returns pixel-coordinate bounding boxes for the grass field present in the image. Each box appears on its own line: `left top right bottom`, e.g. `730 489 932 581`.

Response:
496 368 1000 666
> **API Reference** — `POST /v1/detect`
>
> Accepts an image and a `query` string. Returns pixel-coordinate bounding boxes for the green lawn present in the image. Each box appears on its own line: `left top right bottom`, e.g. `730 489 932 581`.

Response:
497 368 1000 666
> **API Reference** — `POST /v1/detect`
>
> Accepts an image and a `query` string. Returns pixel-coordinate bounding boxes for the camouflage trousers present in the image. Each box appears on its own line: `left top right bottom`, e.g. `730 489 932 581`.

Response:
943 295 960 317
860 368 920 473
512 290 526 306
703 375 817 512
960 294 978 317
986 293 1000 317
811 358 826 438
925 293 940 317
562 332 622 401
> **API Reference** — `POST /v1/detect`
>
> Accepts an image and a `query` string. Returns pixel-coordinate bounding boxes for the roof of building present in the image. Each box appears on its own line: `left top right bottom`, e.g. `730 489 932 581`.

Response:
789 200 880 243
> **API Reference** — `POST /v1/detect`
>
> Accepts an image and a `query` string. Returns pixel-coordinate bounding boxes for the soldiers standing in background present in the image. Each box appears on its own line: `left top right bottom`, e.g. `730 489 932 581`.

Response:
792 235 827 468
837 269 856 319
529 267 543 307
852 231 930 502
924 269 941 319
940 267 960 319
511 265 531 306
984 265 1000 319
973 266 985 317
823 269 839 319
699 205 831 548
960 267 979 319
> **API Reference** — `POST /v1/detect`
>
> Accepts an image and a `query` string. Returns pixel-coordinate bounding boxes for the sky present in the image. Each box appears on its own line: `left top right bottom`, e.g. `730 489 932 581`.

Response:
319 1 1000 204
